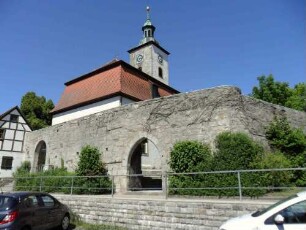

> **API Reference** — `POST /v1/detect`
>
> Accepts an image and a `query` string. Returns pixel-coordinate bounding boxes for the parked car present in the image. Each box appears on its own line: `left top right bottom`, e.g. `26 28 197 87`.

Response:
0 191 70 230
219 191 306 230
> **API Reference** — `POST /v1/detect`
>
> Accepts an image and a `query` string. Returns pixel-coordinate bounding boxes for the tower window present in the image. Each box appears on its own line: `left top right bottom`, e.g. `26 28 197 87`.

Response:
148 30 151 37
158 67 163 78
151 84 160 98
145 31 147 37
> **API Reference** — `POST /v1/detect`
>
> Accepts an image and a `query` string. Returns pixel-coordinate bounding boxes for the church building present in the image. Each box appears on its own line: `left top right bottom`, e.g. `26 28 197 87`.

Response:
23 6 306 194
51 6 179 125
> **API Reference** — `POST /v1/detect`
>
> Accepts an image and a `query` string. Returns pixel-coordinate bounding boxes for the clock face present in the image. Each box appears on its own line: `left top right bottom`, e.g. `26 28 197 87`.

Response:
136 54 144 63
158 55 163 64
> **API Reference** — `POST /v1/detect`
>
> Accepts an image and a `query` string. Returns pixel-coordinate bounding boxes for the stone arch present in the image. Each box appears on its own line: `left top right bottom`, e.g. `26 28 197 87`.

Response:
127 136 162 191
34 140 47 172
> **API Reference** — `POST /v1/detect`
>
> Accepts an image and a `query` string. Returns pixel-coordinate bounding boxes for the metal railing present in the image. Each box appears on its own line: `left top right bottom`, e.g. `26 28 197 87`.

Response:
7 168 306 200
166 167 306 200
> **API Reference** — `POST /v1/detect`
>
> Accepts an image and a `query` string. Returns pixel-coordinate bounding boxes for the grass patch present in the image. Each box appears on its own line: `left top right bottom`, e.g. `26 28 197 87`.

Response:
73 221 127 230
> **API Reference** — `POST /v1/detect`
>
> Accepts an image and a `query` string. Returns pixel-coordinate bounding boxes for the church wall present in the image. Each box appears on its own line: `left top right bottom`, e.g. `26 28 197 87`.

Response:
24 86 306 191
121 97 136 105
52 96 123 125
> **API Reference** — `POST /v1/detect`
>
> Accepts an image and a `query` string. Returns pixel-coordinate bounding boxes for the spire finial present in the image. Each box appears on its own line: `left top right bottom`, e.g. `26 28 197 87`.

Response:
146 6 150 19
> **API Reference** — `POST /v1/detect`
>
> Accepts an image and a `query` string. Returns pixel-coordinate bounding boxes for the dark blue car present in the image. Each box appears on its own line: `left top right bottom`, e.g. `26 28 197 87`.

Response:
0 191 70 230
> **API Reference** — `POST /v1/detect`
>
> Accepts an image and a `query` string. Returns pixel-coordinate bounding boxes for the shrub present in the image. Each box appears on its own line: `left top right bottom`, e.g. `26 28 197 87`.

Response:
265 117 306 155
251 151 293 191
211 132 265 197
168 140 212 196
15 161 31 174
265 117 306 186
74 145 112 194
213 132 264 171
37 168 74 193
14 167 73 193
169 140 212 173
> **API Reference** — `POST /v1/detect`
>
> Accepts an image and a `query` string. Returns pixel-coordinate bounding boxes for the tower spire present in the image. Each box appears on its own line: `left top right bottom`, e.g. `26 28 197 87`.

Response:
128 5 170 85
140 6 158 45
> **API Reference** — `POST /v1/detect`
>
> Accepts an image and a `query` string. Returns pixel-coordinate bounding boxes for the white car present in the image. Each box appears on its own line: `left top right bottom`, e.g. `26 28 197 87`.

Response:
219 191 306 230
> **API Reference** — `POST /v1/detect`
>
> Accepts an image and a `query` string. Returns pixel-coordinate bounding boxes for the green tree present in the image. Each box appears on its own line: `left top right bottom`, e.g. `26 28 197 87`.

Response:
20 92 54 130
251 75 292 107
285 83 306 112
251 75 306 112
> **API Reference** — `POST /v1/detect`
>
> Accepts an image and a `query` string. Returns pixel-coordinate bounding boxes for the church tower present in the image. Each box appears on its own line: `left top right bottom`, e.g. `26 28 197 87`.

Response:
128 6 170 85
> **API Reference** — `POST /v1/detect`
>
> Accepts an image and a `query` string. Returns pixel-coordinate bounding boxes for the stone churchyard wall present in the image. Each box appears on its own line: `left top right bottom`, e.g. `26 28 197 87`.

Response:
55 194 273 230
24 86 306 192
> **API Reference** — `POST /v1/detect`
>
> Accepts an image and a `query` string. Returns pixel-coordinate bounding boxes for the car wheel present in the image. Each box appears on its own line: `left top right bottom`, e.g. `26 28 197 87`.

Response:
21 227 31 230
61 214 70 230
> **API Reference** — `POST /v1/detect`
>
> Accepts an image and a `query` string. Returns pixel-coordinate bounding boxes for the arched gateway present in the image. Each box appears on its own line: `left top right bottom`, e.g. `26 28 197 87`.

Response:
34 141 46 172
127 138 162 191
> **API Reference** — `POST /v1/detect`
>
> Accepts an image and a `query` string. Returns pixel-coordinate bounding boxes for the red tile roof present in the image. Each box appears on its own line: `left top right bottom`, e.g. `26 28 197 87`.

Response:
51 60 179 114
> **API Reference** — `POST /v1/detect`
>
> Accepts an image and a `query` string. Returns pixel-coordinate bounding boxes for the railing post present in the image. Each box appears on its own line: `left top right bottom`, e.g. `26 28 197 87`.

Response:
39 177 42 192
237 171 242 201
165 172 168 200
70 177 74 195
111 175 114 197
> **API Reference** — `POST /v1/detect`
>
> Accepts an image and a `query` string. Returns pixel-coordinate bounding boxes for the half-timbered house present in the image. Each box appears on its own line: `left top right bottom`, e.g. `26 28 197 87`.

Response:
0 106 32 177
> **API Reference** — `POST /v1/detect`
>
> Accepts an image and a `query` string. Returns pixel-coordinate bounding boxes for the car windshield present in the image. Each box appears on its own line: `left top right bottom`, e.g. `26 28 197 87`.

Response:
0 196 18 211
252 194 298 217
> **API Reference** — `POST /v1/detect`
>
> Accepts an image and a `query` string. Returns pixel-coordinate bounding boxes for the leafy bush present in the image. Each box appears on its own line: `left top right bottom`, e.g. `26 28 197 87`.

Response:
265 117 306 155
169 140 212 173
168 141 212 196
15 161 31 174
169 133 268 197
37 168 74 193
14 167 73 193
213 132 264 171
168 129 305 198
74 145 112 194
265 117 306 186
14 146 112 194
251 151 293 192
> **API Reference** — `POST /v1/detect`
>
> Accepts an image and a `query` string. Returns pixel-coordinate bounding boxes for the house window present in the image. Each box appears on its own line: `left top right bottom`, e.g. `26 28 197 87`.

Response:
10 115 18 123
158 67 163 78
0 129 5 140
1 156 13 170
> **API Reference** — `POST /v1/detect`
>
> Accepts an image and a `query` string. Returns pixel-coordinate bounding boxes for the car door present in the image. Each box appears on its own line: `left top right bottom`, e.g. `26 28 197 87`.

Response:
39 194 61 229
19 195 48 230
261 200 306 230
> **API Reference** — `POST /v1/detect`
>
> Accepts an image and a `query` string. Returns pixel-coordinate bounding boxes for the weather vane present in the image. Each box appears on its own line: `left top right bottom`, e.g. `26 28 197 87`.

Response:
146 6 150 20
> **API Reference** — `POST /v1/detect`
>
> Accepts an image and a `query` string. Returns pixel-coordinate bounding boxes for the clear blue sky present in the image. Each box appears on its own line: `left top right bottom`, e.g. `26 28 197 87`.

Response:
1 0 305 113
